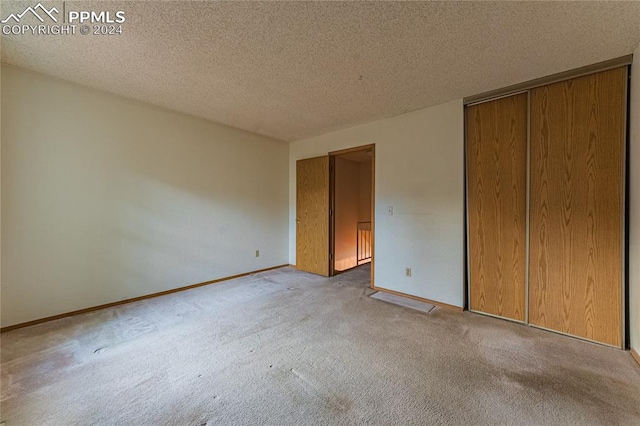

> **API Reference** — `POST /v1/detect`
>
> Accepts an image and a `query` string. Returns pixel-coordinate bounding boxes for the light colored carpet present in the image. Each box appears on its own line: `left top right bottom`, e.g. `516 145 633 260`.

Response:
370 291 435 313
2 264 640 425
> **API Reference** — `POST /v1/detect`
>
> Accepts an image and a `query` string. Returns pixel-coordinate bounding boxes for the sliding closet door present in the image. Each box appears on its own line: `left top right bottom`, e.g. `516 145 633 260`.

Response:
529 67 626 347
467 93 528 321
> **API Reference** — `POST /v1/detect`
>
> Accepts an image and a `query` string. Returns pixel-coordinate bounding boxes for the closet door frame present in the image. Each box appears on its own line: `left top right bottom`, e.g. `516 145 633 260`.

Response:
463 56 631 349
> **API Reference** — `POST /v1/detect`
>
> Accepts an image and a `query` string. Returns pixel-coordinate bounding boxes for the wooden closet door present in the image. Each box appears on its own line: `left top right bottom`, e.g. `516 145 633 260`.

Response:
529 67 626 347
296 156 330 276
467 93 528 321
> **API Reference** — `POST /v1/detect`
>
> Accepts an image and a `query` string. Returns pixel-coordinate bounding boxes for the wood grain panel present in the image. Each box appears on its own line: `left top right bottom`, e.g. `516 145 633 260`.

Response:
529 67 626 347
467 93 528 321
296 156 329 276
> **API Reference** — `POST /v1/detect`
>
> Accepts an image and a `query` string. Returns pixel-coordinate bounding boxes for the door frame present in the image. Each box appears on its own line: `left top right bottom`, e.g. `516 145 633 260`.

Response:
328 144 375 287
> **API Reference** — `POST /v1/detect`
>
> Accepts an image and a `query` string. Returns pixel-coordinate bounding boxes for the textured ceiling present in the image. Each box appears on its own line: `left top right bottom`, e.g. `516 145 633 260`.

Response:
2 1 640 142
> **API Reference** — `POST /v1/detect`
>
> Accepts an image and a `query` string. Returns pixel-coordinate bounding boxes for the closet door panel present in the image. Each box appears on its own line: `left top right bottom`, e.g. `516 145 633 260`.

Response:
529 67 625 347
296 156 330 276
467 93 528 321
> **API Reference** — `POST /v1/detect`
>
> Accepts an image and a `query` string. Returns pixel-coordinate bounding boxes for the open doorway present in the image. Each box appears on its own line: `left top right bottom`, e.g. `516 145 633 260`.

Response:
329 145 375 285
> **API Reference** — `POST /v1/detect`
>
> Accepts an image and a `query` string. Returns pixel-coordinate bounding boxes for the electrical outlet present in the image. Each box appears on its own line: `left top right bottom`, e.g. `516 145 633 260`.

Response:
255 250 260 257
405 267 412 277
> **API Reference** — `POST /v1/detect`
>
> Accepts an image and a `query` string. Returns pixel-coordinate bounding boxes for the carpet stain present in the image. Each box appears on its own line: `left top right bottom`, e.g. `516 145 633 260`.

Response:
503 367 640 423
1 341 82 401
290 368 352 413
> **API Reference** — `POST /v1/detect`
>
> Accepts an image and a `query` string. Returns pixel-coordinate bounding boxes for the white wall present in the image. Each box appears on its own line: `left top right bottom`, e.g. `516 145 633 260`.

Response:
630 45 640 354
1 65 289 327
289 100 465 308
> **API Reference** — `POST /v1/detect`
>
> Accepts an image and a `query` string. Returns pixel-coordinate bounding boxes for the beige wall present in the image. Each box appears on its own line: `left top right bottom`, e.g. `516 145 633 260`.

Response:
630 45 640 354
334 157 361 271
290 99 465 307
1 65 289 327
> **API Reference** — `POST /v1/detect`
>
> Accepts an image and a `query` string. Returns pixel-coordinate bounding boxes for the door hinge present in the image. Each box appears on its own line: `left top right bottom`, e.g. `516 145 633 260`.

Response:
329 209 333 216
329 253 333 260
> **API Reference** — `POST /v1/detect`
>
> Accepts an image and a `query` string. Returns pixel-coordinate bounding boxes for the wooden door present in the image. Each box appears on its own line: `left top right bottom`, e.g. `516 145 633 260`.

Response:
467 93 528 321
296 156 330 276
529 67 626 347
